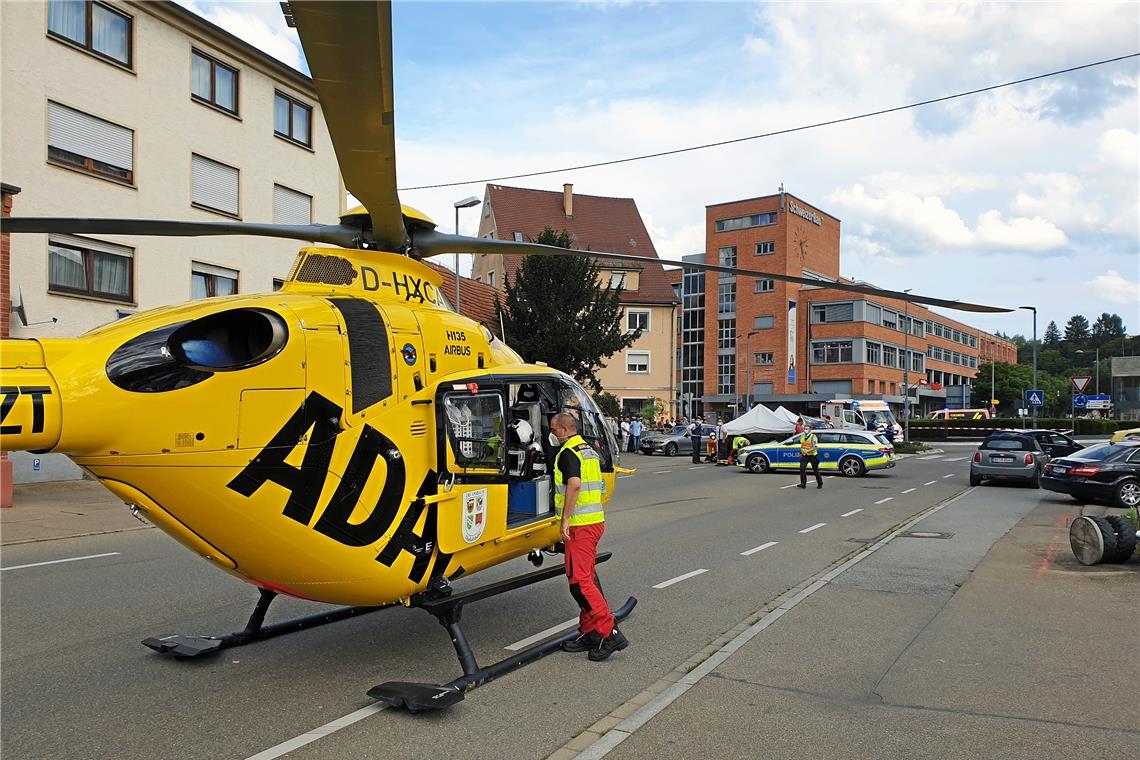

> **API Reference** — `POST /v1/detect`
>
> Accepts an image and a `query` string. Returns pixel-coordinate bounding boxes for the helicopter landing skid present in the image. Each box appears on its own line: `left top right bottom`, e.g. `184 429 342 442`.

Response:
368 552 637 713
141 588 393 658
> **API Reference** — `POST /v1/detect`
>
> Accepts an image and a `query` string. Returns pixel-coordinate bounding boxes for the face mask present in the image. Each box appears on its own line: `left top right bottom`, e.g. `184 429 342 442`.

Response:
549 432 560 447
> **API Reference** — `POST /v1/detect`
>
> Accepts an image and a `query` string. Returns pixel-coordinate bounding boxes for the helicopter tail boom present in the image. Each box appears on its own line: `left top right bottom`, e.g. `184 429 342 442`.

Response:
0 340 62 453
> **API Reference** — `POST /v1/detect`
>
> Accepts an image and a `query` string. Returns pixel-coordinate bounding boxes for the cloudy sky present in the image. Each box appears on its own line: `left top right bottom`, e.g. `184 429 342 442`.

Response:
179 1 1139 337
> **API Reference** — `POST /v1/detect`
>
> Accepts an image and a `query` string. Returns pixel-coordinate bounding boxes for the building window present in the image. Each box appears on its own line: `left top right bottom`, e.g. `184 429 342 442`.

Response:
755 352 773 365
866 303 882 324
273 184 312 225
717 354 736 394
811 302 854 323
513 231 524 242
717 319 736 350
754 315 774 329
715 212 777 232
47 234 132 302
882 310 897 330
47 101 133 183
626 352 650 374
911 351 924 372
866 342 881 365
812 340 853 364
191 50 238 114
867 380 876 394
192 262 238 299
717 281 736 314
718 246 737 267
274 92 312 147
627 310 650 332
486 271 496 288
47 0 131 67
756 240 775 255
608 271 627 289
191 153 239 217
754 279 774 293
882 345 898 368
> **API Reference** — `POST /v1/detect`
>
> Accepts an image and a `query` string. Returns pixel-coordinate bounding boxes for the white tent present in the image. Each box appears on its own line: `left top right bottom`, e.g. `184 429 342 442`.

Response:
773 406 800 425
723 404 795 436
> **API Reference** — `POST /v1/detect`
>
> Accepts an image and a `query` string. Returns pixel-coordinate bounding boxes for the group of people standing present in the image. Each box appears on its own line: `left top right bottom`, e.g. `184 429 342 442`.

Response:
616 416 644 453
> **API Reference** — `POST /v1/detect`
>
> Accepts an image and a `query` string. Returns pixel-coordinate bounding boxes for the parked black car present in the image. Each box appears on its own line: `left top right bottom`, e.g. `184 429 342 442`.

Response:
1000 429 1084 458
1041 441 1140 508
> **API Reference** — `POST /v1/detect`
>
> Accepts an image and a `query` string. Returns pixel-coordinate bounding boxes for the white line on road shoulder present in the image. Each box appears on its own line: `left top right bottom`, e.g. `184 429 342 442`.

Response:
841 509 862 517
740 541 778 556
0 552 120 572
652 569 708 589
244 704 387 760
901 488 916 494
657 470 672 474
944 456 967 462
505 617 579 651
874 497 893 505
943 473 955 478
687 466 704 470
918 454 944 460
798 523 826 534
618 475 634 479
780 484 798 490
924 480 938 486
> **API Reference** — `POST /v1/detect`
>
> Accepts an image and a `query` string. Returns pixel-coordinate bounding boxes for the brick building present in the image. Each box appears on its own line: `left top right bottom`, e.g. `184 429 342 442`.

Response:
680 191 1016 420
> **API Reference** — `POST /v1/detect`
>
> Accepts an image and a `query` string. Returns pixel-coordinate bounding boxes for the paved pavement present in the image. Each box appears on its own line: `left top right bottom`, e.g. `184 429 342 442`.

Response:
2 458 1136 760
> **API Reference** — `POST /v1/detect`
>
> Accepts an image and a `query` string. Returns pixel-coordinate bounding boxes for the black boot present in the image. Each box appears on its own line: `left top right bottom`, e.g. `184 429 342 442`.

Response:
561 631 600 653
588 626 629 661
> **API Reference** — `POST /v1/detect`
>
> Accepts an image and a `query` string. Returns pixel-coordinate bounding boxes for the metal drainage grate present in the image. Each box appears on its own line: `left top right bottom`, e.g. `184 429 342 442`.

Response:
899 531 954 540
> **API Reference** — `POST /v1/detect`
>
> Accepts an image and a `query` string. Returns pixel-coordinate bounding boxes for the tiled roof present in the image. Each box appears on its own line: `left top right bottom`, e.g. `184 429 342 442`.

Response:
487 184 678 305
424 262 502 337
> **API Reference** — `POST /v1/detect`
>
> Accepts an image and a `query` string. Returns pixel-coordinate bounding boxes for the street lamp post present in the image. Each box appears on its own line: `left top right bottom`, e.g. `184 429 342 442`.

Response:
452 196 481 312
744 330 760 411
902 290 912 442
1018 306 1037 426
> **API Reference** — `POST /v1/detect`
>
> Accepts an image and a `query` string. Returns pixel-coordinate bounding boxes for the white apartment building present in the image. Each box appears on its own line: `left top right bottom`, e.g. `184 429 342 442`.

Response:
1 0 342 337
0 0 342 480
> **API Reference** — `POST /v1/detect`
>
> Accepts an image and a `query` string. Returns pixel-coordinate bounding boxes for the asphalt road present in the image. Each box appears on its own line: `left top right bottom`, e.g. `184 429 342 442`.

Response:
2 451 984 759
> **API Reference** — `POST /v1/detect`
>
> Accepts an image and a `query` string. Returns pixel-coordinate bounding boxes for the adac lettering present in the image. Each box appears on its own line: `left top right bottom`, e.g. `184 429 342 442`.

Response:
226 392 443 582
0 385 52 435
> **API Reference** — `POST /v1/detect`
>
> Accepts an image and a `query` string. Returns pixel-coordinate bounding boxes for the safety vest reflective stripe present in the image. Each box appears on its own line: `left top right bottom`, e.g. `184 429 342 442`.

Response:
800 434 818 456
554 435 606 526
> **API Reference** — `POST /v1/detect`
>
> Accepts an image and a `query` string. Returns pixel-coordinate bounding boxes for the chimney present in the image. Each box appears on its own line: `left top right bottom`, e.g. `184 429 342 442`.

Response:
563 183 573 218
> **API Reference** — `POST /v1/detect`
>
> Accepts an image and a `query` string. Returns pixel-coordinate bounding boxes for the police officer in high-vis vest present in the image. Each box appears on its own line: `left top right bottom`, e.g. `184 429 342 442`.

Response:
550 412 629 661
797 425 823 489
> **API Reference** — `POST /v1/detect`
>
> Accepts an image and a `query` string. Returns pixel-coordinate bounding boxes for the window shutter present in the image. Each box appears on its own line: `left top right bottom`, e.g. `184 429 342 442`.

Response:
273 184 312 225
827 303 854 322
192 154 239 216
47 101 133 170
49 233 133 259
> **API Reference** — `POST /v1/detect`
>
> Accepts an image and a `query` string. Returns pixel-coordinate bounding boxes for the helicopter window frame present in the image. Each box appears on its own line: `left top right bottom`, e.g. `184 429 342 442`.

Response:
441 391 508 475
274 91 313 149
47 234 134 304
191 49 240 117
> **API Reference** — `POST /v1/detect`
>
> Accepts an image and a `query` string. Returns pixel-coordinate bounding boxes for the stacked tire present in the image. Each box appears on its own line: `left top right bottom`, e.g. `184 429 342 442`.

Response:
1069 515 1138 565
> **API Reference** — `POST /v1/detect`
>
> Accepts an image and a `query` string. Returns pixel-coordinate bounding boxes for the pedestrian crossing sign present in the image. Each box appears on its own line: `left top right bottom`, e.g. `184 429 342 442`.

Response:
1024 389 1044 407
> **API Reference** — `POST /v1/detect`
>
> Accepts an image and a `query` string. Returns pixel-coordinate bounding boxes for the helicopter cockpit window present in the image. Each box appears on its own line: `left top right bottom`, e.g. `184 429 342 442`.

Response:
557 381 615 471
443 392 506 473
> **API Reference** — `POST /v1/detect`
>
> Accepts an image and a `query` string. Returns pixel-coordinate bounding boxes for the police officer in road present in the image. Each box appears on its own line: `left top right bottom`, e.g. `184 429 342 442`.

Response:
552 412 629 661
689 419 704 464
797 425 823 489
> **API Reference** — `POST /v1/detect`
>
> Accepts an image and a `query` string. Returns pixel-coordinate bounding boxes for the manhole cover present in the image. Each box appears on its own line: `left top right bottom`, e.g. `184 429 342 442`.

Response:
900 531 954 539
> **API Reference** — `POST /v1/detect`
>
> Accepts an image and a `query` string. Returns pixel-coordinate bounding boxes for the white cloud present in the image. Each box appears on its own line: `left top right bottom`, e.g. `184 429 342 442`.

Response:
179 1 304 72
1087 270 1140 306
1101 128 1139 169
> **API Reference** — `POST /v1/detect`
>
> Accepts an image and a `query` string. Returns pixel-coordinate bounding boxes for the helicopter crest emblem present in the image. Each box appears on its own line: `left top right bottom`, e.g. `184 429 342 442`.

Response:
462 489 487 544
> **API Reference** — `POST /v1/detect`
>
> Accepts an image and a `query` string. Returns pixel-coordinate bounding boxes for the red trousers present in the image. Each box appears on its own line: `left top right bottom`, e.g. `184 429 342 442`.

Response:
565 522 614 638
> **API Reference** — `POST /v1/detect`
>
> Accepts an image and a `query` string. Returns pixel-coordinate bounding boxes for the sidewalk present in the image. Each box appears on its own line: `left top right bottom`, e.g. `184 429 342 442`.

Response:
0 479 151 545
566 488 1139 759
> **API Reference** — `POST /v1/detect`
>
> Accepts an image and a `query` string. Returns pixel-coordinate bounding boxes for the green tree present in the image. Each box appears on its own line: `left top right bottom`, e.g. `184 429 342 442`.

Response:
972 361 1032 412
592 391 621 418
1091 312 1126 339
638 397 665 422
497 227 640 392
1043 321 1061 346
1063 314 1090 342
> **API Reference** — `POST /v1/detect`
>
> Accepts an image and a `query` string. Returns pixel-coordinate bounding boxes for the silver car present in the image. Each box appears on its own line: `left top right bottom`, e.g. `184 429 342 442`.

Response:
969 433 1049 488
639 425 712 457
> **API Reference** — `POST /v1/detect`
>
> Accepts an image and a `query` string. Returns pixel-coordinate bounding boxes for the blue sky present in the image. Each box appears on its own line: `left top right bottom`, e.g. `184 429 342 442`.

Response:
180 1 1140 338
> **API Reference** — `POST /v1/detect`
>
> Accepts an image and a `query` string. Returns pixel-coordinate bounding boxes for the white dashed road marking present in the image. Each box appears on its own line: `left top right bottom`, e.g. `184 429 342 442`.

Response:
244 704 387 760
919 454 944 460
1 552 120 572
505 617 579 651
901 488 917 494
924 480 938 486
943 473 955 478
798 523 826 534
841 509 863 517
740 541 778 556
687 466 704 470
944 456 967 462
780 484 798 490
653 569 708 589
874 497 893 505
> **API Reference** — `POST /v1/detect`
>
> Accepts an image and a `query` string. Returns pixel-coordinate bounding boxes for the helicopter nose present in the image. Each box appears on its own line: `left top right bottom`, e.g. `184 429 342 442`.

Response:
0 339 63 452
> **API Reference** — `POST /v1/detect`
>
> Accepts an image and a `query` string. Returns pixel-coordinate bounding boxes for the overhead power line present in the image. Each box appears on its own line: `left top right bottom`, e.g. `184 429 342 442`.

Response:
399 53 1139 191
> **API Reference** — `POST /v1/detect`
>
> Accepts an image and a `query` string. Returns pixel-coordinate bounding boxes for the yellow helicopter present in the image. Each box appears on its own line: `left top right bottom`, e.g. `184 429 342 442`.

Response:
0 1 1010 711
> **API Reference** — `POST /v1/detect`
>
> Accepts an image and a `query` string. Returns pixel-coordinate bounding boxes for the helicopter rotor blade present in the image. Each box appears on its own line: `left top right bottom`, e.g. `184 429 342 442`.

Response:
1 218 365 248
412 229 1012 314
287 1 407 252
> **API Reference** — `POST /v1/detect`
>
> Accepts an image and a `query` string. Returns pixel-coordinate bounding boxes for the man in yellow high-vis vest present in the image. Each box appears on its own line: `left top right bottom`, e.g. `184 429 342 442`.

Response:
551 412 629 661
797 426 823 489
